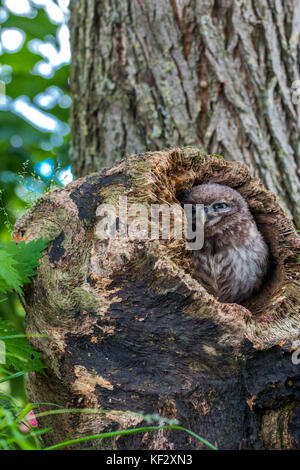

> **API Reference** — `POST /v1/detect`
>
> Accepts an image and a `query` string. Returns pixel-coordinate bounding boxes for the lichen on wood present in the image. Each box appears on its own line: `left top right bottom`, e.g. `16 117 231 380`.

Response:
13 148 300 449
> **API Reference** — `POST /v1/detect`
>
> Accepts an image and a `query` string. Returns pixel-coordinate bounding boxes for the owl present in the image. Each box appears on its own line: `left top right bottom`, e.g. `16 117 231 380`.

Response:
179 183 269 304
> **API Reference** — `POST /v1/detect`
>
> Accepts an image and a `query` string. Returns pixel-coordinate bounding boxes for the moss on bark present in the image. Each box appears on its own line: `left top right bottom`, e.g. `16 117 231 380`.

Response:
13 148 300 449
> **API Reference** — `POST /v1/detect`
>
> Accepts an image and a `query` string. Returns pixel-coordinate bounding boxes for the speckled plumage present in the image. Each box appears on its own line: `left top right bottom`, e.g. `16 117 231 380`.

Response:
180 183 269 304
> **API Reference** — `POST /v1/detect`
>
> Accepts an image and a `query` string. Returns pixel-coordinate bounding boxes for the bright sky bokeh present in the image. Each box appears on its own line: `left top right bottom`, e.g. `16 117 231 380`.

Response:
0 0 73 185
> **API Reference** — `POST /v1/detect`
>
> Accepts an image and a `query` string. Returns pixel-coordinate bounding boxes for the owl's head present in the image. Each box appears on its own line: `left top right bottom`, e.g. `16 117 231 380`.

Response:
178 183 252 238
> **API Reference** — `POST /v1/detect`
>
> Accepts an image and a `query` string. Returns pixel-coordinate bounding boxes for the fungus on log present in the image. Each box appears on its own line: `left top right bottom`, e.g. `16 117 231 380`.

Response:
13 148 300 450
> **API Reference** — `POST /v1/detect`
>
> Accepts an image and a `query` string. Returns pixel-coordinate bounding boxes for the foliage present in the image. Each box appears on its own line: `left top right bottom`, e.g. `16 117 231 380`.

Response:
44 424 217 451
0 400 48 450
0 238 48 300
0 238 48 450
0 0 71 240
0 318 46 382
0 403 217 450
0 238 48 384
0 0 71 416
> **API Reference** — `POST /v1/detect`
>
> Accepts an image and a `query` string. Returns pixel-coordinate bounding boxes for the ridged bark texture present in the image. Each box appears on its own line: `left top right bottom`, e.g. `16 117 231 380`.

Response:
70 0 300 226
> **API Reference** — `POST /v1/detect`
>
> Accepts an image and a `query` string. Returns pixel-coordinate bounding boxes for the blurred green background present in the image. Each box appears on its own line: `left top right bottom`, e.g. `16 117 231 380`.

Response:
0 0 71 403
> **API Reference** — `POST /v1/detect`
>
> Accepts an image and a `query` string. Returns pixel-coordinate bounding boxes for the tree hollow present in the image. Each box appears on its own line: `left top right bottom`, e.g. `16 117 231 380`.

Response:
13 148 300 449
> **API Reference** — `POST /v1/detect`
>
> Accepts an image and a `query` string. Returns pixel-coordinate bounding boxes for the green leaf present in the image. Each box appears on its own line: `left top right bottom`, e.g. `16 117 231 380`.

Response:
0 319 45 374
0 239 48 301
3 239 49 284
0 238 48 282
2 10 57 40
0 250 23 296
0 371 25 384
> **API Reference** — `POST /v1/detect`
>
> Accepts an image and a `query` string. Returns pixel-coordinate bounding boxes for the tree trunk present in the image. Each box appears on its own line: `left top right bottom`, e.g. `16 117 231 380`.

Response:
70 0 300 227
13 149 300 449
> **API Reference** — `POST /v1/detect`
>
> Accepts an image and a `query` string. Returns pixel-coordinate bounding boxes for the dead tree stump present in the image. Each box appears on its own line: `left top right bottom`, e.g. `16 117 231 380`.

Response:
13 148 300 449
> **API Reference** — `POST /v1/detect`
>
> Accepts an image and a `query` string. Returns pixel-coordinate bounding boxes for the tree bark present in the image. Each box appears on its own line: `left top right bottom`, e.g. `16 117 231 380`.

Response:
70 0 300 227
13 149 300 449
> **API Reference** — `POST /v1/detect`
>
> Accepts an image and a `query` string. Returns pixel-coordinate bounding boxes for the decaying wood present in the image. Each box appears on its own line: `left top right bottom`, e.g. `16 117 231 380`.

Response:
13 148 300 449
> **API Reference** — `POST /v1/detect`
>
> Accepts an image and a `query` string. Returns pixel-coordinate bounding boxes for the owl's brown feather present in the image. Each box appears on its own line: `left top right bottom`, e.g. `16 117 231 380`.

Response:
179 183 269 304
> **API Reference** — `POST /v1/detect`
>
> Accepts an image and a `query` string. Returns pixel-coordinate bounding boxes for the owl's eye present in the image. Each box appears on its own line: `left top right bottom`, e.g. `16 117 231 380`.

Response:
213 202 229 210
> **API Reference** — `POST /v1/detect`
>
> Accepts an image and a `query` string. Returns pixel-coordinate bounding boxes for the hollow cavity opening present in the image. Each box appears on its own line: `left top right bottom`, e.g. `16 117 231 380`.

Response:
176 182 280 315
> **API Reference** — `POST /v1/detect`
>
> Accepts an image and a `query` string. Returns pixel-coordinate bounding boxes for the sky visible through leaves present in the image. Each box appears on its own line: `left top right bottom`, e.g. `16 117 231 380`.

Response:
0 0 72 242
0 1 72 400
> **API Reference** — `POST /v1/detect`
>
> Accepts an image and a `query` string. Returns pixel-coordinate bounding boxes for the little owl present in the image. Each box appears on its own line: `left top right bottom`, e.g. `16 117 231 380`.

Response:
179 183 269 304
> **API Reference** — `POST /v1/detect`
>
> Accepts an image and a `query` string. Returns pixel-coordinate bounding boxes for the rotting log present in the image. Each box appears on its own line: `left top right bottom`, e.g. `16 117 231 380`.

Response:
13 148 300 450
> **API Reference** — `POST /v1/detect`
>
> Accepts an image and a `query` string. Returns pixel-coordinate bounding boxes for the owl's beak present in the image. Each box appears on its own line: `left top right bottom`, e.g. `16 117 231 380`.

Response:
191 204 212 224
203 206 214 223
